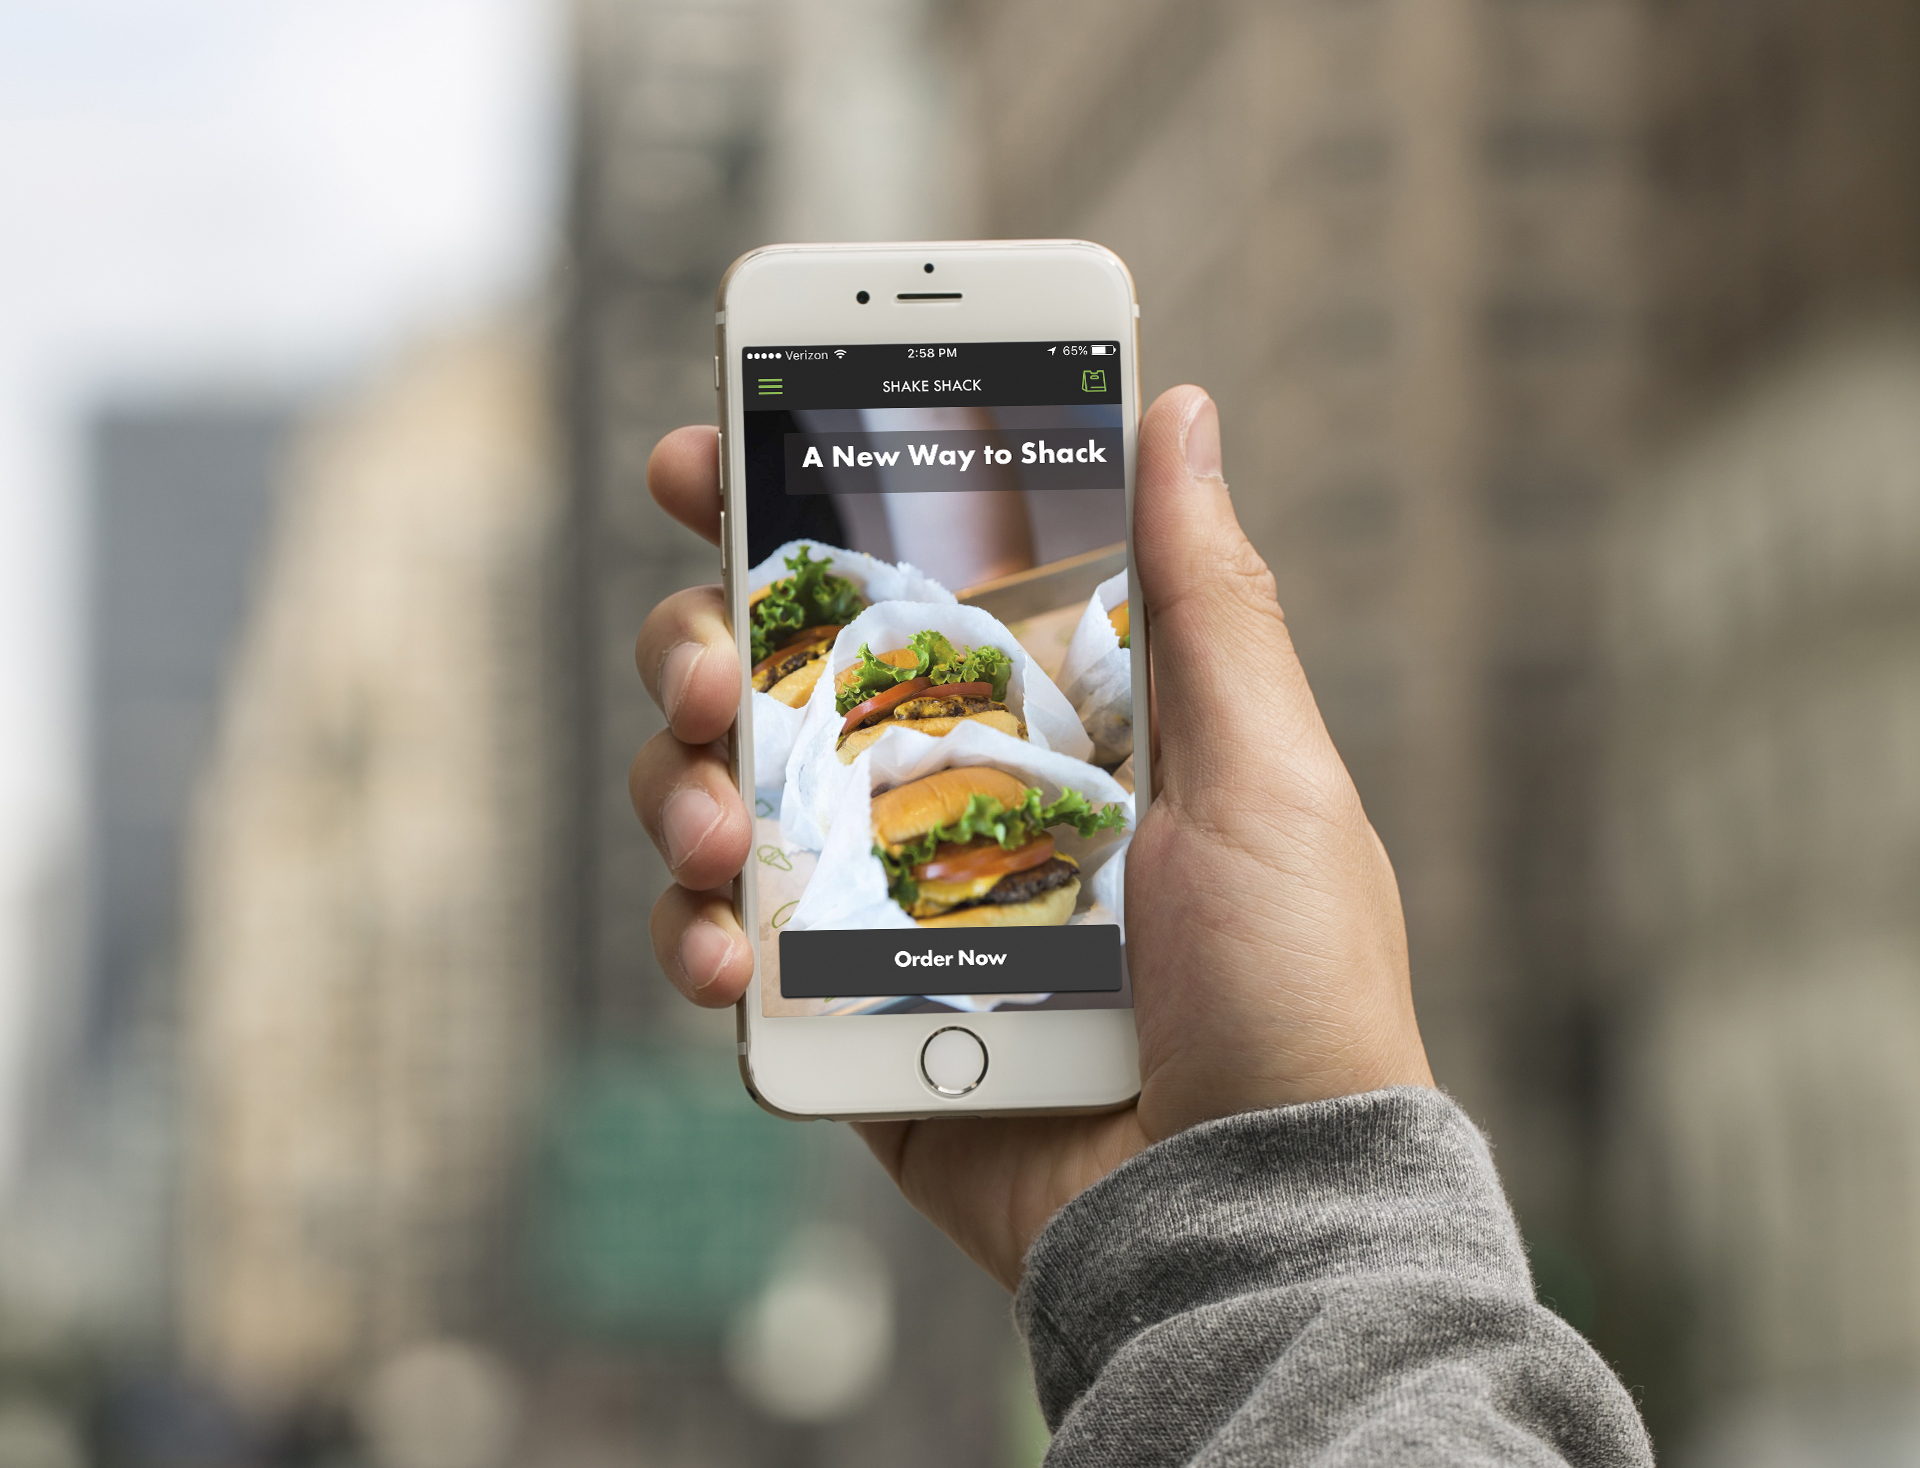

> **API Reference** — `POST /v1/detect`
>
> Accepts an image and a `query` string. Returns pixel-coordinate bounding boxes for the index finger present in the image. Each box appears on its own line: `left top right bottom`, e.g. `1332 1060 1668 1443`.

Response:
649 426 722 543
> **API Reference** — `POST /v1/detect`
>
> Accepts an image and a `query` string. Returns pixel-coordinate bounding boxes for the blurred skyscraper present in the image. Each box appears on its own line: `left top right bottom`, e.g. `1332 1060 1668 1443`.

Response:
1604 325 1920 1457
1638 0 1920 432
0 403 292 1343
1599 0 1920 1454
562 0 770 1039
83 406 292 1066
178 327 556 1415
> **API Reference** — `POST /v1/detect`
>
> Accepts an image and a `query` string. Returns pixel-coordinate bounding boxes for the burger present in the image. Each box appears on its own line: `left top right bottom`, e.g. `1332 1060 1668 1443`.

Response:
871 768 1127 927
1109 600 1130 649
752 623 841 708
749 545 867 708
834 631 1023 763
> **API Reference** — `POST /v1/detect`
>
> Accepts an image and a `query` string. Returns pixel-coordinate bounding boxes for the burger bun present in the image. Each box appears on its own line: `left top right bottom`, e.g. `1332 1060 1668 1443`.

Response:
767 658 826 708
869 766 1031 848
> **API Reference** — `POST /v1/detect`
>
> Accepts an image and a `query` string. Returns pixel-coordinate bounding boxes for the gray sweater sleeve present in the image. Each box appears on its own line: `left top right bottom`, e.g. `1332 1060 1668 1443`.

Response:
1014 1088 1652 1467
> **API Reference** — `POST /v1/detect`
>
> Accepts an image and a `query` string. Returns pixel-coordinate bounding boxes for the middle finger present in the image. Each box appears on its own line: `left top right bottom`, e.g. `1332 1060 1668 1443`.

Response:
635 584 739 746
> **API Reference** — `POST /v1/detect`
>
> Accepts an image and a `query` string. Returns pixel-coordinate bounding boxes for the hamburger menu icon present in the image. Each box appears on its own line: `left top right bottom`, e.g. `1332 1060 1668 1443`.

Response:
869 767 1126 928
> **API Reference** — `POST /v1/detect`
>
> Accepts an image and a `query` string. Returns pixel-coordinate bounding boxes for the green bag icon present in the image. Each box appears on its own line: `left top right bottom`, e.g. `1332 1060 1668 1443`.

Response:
1081 368 1107 392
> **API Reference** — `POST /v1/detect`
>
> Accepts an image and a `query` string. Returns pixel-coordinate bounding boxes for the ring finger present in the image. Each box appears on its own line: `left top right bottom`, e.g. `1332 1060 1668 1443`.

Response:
629 730 753 893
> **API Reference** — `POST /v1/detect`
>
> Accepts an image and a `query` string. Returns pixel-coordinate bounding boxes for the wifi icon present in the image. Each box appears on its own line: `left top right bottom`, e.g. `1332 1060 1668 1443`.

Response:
834 349 847 359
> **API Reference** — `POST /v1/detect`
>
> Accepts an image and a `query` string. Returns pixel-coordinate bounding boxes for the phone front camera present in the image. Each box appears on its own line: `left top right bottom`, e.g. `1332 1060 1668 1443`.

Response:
923 263 935 273
856 290 870 303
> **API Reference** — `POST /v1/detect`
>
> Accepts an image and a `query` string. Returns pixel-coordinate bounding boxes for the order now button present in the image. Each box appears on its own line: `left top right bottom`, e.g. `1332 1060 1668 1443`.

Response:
779 926 1123 998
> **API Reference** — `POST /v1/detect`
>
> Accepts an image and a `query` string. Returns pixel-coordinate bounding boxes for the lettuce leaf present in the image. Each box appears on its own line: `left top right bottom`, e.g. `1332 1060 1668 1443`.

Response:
874 786 1127 908
749 546 865 664
834 632 1014 714
837 643 920 713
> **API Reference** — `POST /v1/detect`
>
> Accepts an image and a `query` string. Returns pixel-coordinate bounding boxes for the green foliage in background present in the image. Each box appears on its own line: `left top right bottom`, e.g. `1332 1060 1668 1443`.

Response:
1525 1229 1598 1337
1004 1342 1051 1468
531 1049 808 1337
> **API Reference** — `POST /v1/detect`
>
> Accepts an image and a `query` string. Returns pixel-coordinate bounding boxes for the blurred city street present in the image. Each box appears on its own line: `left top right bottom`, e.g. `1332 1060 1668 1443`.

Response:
0 0 1916 1463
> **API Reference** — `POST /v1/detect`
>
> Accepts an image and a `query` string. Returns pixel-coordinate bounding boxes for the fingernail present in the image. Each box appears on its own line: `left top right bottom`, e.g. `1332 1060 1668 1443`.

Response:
660 641 706 723
661 786 722 870
1185 396 1222 480
677 921 736 997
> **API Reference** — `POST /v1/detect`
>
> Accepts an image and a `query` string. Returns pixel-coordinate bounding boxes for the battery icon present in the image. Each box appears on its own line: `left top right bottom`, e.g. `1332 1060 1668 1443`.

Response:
1089 343 1115 356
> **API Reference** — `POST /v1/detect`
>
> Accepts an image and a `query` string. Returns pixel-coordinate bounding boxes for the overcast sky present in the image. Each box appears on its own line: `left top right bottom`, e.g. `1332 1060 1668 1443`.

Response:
0 0 560 1171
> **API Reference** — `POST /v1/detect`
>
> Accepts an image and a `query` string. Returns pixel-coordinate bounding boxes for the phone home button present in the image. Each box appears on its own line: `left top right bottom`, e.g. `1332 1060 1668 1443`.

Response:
920 1027 987 1097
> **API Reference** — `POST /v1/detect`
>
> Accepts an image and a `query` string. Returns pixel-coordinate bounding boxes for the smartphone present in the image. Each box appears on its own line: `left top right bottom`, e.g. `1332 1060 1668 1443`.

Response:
716 241 1146 1118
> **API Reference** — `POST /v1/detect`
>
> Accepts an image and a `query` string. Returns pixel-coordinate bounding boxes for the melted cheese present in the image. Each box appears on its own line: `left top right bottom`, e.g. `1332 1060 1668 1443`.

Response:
908 871 1006 917
906 851 1077 918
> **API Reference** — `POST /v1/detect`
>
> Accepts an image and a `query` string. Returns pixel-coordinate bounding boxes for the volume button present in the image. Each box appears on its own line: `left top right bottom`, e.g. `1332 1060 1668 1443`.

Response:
718 508 729 573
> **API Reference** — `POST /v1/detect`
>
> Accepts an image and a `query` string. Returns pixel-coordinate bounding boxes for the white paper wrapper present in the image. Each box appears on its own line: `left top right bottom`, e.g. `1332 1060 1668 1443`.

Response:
779 601 1094 848
745 809 826 1016
1056 568 1134 766
786 730 1133 1010
744 541 955 794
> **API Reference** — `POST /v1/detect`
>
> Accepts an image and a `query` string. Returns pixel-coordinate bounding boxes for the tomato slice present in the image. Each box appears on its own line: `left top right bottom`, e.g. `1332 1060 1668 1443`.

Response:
918 681 991 700
839 677 933 738
917 833 1055 883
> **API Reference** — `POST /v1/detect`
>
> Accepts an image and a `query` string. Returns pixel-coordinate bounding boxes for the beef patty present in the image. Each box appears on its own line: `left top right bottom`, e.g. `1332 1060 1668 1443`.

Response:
856 694 1003 730
752 626 838 692
978 855 1079 908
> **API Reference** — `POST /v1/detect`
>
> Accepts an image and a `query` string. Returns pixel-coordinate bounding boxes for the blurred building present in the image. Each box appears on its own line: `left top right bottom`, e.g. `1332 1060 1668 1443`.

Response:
83 405 293 1066
959 0 1640 1232
0 403 292 1345
177 327 556 1414
1639 0 1920 433
562 0 770 1041
1603 325 1920 1455
1599 0 1920 1454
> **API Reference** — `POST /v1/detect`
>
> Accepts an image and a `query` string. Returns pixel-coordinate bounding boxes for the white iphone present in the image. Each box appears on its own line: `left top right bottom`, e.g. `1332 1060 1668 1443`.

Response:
715 240 1147 1118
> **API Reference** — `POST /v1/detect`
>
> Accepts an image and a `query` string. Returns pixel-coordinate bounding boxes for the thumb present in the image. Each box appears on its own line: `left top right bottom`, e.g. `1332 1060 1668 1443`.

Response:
1132 386 1333 803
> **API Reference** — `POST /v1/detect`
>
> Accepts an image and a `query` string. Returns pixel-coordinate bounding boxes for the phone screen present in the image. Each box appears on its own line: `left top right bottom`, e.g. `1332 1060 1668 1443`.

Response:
740 340 1139 1017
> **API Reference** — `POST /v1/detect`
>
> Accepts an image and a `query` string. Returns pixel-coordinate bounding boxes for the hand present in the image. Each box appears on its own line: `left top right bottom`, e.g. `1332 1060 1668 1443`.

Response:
631 387 1432 1291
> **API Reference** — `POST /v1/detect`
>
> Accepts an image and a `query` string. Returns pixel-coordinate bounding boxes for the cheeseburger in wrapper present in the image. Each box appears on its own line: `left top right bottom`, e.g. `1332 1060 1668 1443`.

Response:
870 767 1125 927
782 724 1132 941
748 545 867 707
1056 567 1135 767
743 541 955 795
833 632 1024 763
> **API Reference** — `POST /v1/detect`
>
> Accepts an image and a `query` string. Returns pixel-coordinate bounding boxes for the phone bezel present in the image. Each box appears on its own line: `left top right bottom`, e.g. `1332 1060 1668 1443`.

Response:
717 240 1146 1120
